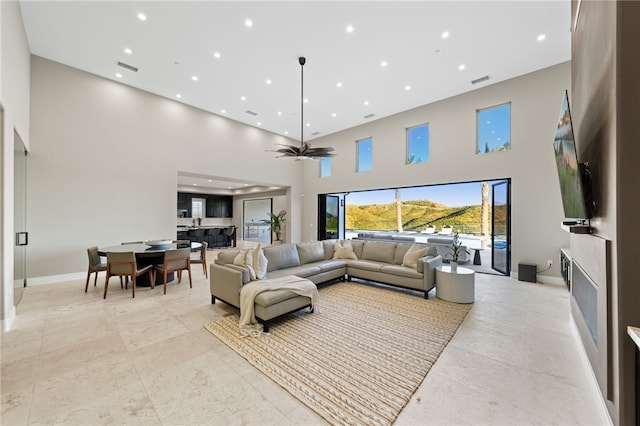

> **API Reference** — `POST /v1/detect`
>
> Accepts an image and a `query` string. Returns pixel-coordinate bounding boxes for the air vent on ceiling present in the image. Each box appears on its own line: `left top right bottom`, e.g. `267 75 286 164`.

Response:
364 113 376 119
471 75 490 85
245 110 258 116
311 132 321 136
116 61 139 72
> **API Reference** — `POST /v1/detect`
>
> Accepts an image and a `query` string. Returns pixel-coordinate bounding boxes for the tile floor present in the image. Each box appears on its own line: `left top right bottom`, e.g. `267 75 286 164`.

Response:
1 246 611 425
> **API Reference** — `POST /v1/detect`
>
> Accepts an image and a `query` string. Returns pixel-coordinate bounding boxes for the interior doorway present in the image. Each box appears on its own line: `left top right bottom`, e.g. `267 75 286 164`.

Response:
243 198 272 244
14 129 28 305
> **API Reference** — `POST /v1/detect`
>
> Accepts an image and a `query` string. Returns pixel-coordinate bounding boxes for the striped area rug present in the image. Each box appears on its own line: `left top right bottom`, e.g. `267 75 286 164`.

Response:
204 281 471 426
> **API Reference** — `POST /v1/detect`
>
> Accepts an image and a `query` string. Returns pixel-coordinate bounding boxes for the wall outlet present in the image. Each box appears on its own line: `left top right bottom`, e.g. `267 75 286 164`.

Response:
547 259 553 267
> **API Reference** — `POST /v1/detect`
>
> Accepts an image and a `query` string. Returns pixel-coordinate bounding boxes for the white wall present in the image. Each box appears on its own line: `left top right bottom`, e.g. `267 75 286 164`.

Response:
301 62 571 276
1 0 31 321
28 56 303 280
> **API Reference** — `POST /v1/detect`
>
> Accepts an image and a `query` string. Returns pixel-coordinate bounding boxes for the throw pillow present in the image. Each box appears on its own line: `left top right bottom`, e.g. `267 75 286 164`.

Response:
233 250 257 280
402 243 430 269
333 240 358 260
251 244 268 280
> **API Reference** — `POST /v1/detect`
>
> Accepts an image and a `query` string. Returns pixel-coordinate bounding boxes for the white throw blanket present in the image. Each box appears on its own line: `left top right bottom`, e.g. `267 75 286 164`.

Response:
239 275 319 337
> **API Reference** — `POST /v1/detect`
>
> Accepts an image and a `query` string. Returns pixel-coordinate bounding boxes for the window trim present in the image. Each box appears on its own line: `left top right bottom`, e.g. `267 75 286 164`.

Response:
405 122 430 165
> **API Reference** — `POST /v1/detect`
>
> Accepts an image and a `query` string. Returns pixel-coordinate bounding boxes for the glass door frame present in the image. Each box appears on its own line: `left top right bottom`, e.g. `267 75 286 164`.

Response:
491 179 511 275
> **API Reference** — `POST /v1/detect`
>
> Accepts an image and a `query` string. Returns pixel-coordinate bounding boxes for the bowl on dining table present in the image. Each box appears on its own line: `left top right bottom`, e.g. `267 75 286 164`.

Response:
144 239 173 248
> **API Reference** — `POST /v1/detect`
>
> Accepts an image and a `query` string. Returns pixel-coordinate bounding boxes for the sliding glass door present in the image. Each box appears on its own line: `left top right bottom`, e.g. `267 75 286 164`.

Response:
317 195 340 240
14 130 28 305
491 180 510 275
243 198 272 244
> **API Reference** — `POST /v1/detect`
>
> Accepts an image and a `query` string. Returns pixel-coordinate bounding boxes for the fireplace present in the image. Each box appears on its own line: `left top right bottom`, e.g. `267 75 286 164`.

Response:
569 233 611 401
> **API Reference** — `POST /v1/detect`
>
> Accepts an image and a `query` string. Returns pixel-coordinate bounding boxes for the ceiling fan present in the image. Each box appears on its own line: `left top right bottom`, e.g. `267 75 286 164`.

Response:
270 57 336 160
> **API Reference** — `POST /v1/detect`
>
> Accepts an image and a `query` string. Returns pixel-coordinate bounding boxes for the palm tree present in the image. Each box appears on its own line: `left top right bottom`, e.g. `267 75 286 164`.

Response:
481 182 489 236
395 189 403 232
260 210 286 242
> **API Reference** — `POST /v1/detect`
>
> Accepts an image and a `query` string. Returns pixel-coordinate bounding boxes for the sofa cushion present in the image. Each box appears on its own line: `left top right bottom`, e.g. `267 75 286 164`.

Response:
427 237 454 245
333 240 358 260
254 289 304 308
267 265 322 279
402 243 430 269
263 244 301 272
313 259 347 272
252 245 268 280
322 240 336 259
393 243 414 264
347 260 386 272
234 250 256 280
350 240 365 259
297 241 325 264
216 249 241 265
380 265 423 279
361 241 396 263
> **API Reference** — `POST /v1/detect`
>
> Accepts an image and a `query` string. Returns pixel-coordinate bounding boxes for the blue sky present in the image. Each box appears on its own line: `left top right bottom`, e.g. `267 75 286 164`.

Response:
346 181 501 207
477 103 510 153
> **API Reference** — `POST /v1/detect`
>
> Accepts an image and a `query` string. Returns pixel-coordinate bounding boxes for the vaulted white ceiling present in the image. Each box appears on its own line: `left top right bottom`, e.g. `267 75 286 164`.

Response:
19 0 571 191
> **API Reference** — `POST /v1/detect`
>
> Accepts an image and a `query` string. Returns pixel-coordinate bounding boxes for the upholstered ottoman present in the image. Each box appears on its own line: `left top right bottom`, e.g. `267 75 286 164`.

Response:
241 275 318 332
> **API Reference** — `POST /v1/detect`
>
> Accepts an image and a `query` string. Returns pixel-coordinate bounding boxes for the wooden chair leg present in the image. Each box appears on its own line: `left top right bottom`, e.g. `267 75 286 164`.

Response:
119 276 124 289
188 268 192 288
177 270 182 283
203 263 207 278
150 270 155 289
131 275 136 298
85 270 91 292
103 275 110 299
163 271 168 294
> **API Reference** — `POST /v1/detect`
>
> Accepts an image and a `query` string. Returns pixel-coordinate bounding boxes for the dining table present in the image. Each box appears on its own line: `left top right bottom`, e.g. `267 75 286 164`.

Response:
98 241 202 287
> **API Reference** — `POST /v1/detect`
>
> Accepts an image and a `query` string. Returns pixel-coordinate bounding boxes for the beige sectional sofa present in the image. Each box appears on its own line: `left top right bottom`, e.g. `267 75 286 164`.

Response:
210 239 443 308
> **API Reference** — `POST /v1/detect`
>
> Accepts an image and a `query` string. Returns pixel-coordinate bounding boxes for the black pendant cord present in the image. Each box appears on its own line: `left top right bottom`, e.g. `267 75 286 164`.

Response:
300 56 305 149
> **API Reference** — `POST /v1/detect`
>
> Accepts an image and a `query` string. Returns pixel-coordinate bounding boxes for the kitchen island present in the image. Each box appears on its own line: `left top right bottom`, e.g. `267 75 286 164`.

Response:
177 226 236 248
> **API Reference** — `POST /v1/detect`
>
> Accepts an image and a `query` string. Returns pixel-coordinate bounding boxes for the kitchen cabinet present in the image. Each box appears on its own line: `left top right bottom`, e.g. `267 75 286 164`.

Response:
177 192 192 217
178 192 232 218
206 195 233 218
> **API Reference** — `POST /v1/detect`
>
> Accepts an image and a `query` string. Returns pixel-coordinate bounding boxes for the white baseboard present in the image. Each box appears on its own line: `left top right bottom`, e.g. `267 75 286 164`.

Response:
27 271 85 286
570 316 614 425
510 272 564 285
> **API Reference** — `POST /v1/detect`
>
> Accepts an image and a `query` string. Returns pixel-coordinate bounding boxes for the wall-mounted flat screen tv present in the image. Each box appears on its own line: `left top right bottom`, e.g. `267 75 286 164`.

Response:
553 91 590 220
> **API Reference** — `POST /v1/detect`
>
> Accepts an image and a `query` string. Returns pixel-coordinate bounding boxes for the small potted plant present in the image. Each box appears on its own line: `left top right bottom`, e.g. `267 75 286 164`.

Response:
197 216 202 226
261 210 286 244
446 232 463 272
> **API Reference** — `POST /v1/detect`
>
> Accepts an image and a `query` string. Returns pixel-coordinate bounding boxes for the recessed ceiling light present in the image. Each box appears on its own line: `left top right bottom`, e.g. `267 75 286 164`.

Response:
346 25 354 33
124 48 132 55
137 13 146 21
241 96 246 101
176 94 182 98
537 34 546 41
244 184 249 186
245 18 253 27
213 51 221 59
115 73 122 78
192 75 198 81
208 180 212 182
332 113 337 117
257 122 262 126
336 82 342 88
381 60 388 67
284 131 289 135
277 111 282 116
192 183 197 186
405 85 411 91
441 31 450 39
306 123 311 127
364 101 369 106
266 79 272 85
458 64 466 70
304 98 309 103
221 109 226 114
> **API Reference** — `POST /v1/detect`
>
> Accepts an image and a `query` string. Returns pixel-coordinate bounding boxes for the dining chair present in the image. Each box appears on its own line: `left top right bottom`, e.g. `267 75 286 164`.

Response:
154 248 192 294
85 246 116 292
173 239 190 248
190 241 208 278
104 251 154 299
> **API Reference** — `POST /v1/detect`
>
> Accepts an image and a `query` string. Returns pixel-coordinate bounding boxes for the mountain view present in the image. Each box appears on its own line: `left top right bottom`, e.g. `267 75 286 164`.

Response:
346 199 502 235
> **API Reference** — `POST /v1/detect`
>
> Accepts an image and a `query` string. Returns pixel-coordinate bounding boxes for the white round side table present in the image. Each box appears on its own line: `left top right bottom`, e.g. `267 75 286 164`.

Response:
436 265 475 303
